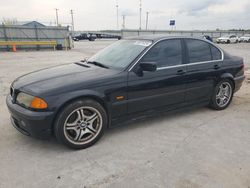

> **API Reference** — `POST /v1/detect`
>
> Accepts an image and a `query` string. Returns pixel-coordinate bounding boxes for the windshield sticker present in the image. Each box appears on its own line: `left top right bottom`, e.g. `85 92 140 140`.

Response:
134 41 152 47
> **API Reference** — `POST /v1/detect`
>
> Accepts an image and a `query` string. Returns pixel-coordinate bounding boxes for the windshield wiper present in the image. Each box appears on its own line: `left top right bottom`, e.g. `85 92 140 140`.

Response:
87 61 109 69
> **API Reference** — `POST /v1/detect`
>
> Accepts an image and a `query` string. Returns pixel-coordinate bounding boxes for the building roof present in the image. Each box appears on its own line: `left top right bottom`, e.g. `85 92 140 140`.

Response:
22 21 46 27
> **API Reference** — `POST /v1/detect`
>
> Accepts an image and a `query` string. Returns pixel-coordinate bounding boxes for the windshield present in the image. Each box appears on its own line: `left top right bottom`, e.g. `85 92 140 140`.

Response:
87 39 152 70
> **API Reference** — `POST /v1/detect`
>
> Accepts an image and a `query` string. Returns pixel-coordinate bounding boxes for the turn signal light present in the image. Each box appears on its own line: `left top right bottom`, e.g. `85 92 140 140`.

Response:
30 97 48 109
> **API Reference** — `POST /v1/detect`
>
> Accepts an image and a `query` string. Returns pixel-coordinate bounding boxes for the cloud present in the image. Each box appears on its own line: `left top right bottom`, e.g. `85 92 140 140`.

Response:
0 0 249 30
179 0 226 16
121 9 136 16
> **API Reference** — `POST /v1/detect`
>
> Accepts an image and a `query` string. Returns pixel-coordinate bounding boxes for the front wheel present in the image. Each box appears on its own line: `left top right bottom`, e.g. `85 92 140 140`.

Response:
54 99 107 149
209 80 234 110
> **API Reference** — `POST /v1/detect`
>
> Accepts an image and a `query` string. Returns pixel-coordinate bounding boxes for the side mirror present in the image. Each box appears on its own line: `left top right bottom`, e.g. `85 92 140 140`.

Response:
140 62 157 72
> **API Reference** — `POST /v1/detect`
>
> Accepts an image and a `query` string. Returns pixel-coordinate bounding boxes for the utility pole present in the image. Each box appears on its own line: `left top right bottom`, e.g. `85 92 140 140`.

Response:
116 0 119 30
122 15 126 29
70 9 75 33
55 8 59 26
146 11 149 30
139 0 142 30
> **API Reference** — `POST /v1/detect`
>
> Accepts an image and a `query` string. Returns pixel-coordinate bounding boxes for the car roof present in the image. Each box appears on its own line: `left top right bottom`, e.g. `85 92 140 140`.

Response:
125 34 205 42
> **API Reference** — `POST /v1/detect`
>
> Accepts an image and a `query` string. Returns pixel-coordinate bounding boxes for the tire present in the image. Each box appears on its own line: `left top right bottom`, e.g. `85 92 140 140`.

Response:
54 99 108 149
227 40 230 44
209 79 234 110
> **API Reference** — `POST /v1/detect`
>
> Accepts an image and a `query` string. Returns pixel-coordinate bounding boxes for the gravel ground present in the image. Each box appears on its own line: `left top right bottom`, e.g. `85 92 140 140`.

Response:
0 40 250 188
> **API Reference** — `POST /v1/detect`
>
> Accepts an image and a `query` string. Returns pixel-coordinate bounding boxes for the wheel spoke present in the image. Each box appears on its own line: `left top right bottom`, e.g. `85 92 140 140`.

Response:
66 111 81 129
87 124 97 133
86 113 98 124
74 129 81 141
76 129 93 141
66 125 78 131
80 109 86 120
216 94 221 100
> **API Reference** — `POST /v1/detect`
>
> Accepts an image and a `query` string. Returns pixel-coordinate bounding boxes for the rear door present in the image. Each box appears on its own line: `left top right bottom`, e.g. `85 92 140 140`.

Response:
184 38 223 103
127 39 187 114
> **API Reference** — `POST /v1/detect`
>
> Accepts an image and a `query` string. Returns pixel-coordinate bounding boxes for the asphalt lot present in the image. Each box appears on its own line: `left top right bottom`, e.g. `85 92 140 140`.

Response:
0 40 250 188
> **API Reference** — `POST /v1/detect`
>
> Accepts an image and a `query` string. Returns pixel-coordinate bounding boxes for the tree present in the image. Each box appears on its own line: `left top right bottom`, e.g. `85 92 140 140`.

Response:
2 18 18 25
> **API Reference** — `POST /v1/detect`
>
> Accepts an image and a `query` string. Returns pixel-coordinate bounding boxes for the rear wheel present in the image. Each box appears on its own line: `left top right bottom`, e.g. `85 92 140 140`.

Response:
54 99 107 149
209 80 234 110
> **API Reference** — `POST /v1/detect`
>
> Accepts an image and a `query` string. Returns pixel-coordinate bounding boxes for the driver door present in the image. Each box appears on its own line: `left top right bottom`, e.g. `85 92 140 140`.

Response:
127 39 187 114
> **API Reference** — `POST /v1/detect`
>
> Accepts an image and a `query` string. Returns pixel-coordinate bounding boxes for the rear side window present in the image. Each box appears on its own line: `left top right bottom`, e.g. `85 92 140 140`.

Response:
210 45 222 60
186 39 212 63
141 39 182 68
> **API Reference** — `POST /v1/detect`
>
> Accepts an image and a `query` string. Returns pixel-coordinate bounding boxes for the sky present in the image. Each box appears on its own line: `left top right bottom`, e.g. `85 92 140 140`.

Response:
0 0 250 31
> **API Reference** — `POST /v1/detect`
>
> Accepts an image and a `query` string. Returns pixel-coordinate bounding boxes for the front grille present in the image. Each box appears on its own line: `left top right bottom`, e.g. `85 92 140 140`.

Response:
10 87 14 97
10 86 17 102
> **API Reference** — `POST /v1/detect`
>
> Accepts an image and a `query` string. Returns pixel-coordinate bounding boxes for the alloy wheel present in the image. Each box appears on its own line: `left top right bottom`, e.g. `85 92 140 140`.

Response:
63 106 103 145
215 82 232 108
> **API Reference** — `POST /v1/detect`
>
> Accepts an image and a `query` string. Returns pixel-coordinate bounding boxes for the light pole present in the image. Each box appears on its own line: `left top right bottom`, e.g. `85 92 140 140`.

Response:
55 8 59 26
116 0 119 30
139 0 142 30
122 15 126 29
146 11 149 30
70 9 75 33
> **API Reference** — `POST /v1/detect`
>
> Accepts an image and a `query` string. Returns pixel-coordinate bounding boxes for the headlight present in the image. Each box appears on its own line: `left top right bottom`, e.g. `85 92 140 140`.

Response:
16 92 48 109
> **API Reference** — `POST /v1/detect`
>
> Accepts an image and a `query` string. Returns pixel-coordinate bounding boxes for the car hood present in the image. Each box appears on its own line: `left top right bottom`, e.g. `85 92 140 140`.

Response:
12 62 121 95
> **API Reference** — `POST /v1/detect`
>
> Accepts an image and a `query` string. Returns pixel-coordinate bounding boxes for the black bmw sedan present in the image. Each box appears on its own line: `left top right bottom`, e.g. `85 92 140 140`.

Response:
6 36 245 149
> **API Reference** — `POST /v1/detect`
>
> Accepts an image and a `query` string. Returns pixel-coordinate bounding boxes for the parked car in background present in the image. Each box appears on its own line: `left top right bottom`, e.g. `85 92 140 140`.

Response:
239 34 250 43
203 35 213 42
216 35 239 44
6 36 245 149
73 33 97 41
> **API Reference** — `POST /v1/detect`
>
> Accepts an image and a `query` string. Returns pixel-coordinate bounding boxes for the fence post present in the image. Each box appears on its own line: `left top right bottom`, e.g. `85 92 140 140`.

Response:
34 25 40 50
2 24 10 51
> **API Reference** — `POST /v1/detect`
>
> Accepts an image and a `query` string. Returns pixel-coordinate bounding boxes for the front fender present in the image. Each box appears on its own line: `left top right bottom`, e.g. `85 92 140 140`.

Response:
46 89 108 112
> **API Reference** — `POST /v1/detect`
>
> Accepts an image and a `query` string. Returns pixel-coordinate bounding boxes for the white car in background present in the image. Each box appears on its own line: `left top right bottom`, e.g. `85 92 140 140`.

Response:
239 34 250 43
216 35 239 44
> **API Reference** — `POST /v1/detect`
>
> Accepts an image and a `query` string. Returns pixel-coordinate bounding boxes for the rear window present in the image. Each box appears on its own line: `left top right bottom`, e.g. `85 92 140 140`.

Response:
186 39 212 63
186 39 222 63
210 45 222 60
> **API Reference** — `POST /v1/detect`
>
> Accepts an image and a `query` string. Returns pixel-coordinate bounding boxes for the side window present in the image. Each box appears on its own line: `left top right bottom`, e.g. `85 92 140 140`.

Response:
210 45 222 60
186 39 212 63
141 39 182 68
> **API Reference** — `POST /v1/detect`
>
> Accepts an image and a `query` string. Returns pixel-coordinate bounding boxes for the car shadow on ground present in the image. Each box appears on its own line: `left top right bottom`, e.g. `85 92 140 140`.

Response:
12 106 212 152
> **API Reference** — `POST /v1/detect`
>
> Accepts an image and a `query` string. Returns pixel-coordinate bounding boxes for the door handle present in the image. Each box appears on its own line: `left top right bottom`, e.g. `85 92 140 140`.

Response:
176 69 186 75
214 64 220 70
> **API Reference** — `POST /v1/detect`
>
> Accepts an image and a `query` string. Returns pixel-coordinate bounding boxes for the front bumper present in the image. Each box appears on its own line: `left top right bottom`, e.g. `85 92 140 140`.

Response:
6 95 55 139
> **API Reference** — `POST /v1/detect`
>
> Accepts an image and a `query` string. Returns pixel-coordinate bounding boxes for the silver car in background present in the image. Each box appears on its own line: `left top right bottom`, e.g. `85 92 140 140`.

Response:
239 34 250 43
216 35 239 44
